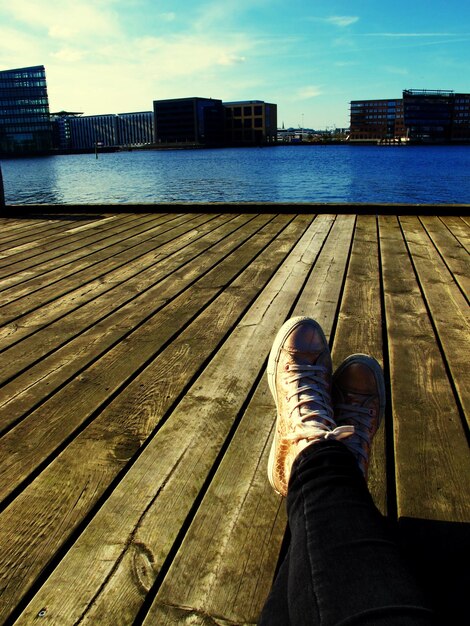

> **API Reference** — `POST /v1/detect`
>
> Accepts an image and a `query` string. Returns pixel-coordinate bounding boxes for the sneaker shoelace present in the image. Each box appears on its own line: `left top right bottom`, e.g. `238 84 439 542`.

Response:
284 364 355 443
335 403 374 464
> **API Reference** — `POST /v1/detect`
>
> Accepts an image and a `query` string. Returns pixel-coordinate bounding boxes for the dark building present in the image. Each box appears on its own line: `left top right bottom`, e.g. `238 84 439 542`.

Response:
50 111 83 150
223 100 277 145
154 97 224 146
452 93 470 142
0 65 52 155
349 99 406 143
403 89 454 143
350 89 470 144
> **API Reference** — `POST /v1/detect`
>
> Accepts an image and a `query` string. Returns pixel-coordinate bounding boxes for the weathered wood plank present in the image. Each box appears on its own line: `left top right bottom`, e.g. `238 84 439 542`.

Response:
330 214 387 513
420 216 470 299
11 215 320 625
0 214 230 376
440 216 470 252
400 215 470 427
0 213 142 271
0 214 263 430
0 213 178 302
0 217 87 249
141 216 357 625
379 215 470 522
0 215 293 503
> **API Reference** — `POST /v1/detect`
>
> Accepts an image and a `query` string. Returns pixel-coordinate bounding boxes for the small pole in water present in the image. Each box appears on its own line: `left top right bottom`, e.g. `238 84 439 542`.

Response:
0 162 5 210
95 141 98 159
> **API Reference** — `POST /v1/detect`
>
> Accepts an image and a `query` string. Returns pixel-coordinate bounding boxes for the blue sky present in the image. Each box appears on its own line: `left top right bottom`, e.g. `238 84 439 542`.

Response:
1 0 469 128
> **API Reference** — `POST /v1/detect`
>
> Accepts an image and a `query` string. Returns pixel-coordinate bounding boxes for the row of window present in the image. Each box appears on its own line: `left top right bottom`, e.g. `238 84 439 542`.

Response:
0 116 50 124
1 124 51 133
226 118 264 128
1 70 45 79
226 105 264 117
0 108 49 115
0 80 47 89
0 98 48 106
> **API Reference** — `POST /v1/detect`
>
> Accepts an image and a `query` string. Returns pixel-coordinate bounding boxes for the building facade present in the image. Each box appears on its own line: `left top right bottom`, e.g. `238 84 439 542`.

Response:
223 101 278 145
0 65 52 155
349 99 406 143
452 93 470 142
403 89 455 143
55 111 154 150
350 89 470 144
116 112 154 147
154 97 224 146
153 97 277 147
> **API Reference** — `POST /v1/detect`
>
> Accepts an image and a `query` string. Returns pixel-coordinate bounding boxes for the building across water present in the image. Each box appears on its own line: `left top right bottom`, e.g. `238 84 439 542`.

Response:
350 89 470 144
222 100 277 146
0 65 52 155
153 97 277 147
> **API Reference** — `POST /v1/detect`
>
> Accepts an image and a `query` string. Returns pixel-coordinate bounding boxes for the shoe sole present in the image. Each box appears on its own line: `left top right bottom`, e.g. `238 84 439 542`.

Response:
266 316 329 495
332 353 386 429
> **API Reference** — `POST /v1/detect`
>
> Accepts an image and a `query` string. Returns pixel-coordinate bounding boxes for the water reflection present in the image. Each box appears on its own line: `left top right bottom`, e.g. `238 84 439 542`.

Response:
1 145 469 204
1 155 64 204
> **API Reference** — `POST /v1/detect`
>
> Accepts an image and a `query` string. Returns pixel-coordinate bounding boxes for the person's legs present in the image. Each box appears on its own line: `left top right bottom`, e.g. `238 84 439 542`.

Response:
259 317 434 625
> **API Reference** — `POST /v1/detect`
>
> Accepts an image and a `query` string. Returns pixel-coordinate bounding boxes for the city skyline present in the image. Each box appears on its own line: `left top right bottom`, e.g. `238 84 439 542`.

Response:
1 0 469 129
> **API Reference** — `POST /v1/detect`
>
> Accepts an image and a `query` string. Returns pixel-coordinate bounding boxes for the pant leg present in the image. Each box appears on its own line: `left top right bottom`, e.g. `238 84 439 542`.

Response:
260 440 435 626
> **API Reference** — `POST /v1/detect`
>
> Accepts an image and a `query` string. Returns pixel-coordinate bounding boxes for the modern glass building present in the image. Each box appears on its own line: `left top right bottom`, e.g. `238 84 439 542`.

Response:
350 89 470 144
0 65 52 155
403 89 454 143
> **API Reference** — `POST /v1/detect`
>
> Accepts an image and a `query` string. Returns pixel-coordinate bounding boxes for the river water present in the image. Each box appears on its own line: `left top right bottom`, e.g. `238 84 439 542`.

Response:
1 145 470 205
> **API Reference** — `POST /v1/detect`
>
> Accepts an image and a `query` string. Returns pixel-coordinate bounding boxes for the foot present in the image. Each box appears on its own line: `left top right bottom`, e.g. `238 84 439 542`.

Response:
332 354 386 480
267 317 354 497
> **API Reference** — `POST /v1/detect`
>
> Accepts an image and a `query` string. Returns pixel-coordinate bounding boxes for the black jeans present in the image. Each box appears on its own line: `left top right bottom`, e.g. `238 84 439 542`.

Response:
259 441 435 625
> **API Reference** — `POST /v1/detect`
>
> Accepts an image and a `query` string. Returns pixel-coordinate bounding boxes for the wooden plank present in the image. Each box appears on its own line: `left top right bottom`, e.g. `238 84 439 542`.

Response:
10 215 318 625
379 215 470 522
0 213 141 268
0 213 176 299
0 216 125 262
440 216 470 252
144 378 284 626
0 215 223 356
0 219 58 240
400 216 470 427
140 216 358 625
0 217 87 248
0 214 293 504
0 214 263 429
330 214 387 513
420 216 470 298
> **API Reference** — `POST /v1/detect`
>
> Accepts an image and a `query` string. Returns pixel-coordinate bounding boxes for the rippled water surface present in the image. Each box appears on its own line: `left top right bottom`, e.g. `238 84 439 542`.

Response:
2 145 470 204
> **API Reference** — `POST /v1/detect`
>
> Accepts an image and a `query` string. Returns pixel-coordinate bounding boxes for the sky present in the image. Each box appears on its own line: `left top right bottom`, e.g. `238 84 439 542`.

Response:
1 0 469 129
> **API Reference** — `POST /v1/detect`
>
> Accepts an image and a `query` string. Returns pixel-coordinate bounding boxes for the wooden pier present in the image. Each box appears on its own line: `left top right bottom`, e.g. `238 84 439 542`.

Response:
0 208 468 624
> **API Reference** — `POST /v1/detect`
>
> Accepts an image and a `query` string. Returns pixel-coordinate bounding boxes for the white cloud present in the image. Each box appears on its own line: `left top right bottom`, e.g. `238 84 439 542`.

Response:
383 65 409 75
297 86 322 100
218 54 246 66
159 12 176 22
326 16 359 27
51 48 86 63
4 0 120 41
363 32 458 37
